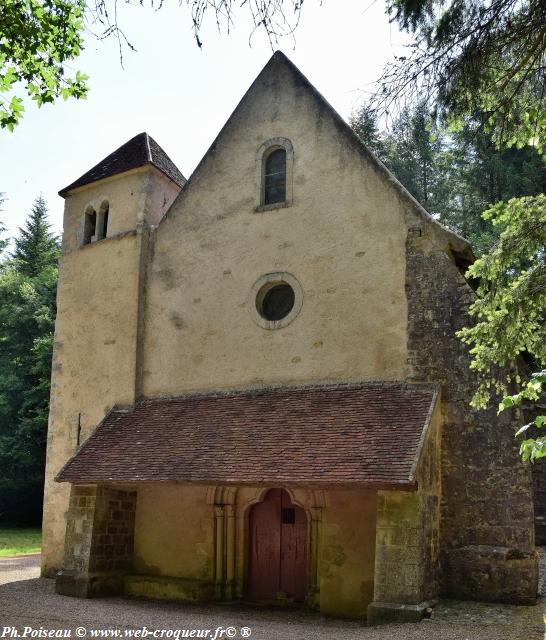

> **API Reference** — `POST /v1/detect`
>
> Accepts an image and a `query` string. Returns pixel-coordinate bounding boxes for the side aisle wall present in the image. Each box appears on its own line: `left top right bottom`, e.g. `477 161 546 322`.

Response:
404 222 537 603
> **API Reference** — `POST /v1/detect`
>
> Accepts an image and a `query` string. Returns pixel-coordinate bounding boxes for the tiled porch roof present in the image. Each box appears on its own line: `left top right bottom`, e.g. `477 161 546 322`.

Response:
56 382 438 487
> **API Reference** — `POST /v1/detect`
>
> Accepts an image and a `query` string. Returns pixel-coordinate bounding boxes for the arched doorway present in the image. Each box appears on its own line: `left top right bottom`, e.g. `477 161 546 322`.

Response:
247 488 307 602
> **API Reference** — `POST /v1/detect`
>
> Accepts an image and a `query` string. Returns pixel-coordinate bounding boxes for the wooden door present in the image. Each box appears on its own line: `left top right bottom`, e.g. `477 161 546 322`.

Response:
248 489 307 602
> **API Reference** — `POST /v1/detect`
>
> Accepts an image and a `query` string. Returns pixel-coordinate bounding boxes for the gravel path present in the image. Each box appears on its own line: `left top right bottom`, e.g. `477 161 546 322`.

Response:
0 553 544 640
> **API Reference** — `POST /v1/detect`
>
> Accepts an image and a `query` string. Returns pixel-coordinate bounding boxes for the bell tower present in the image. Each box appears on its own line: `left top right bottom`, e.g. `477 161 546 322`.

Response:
41 133 185 575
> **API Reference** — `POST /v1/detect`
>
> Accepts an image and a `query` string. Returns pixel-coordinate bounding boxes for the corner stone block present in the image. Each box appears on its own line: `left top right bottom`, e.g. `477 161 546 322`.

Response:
368 489 440 625
367 600 436 625
56 485 136 598
443 545 538 604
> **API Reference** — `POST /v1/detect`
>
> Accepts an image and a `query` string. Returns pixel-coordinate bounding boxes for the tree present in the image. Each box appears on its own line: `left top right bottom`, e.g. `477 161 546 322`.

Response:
350 103 546 254
349 104 384 158
0 192 7 255
374 0 546 151
0 196 59 524
12 195 60 277
372 0 546 459
0 0 88 130
457 195 546 460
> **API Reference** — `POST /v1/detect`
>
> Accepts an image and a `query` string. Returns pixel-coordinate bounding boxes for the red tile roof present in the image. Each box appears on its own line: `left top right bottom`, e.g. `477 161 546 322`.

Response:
56 383 437 487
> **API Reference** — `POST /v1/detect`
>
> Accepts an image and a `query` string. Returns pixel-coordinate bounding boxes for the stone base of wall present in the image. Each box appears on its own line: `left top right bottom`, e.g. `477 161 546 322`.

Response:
443 545 538 604
124 575 215 603
367 600 436 625
56 569 124 598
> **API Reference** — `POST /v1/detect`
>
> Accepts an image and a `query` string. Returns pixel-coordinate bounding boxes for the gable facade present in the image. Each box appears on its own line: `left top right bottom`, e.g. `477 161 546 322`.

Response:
42 52 537 623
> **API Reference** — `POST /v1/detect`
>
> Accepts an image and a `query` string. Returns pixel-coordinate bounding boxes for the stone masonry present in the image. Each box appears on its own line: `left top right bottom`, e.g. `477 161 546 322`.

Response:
368 401 441 624
532 462 546 545
56 485 136 597
405 229 537 603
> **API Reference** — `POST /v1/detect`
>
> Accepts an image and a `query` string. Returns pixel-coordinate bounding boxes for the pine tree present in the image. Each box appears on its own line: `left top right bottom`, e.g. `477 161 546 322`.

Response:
350 103 546 254
349 105 384 157
12 195 60 277
0 195 59 524
0 193 8 256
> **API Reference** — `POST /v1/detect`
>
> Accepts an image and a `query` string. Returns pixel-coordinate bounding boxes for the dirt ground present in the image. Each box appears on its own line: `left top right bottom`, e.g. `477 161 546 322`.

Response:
0 552 544 640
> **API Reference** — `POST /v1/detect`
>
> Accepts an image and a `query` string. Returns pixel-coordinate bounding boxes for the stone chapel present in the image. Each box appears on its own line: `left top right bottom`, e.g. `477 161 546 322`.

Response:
42 51 539 624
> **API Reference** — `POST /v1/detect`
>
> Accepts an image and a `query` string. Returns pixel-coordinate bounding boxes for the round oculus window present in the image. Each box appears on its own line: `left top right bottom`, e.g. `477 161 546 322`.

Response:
249 272 303 329
256 282 295 321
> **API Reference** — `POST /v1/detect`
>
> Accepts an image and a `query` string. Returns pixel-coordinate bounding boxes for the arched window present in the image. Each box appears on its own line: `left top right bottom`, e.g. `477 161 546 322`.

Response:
83 208 96 245
81 200 109 247
255 138 293 210
263 148 287 205
99 202 109 239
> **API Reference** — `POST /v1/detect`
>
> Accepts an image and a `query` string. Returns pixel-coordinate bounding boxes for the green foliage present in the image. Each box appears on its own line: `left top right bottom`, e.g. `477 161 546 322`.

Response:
0 0 306 131
457 195 546 458
0 196 59 524
377 0 546 151
350 104 546 253
12 195 60 276
499 371 546 462
0 527 41 555
0 193 7 256
372 0 546 461
349 105 384 158
0 0 88 130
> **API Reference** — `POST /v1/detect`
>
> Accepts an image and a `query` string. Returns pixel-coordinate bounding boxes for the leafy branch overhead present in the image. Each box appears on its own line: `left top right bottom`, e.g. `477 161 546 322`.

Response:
373 0 546 151
457 195 546 459
0 0 306 130
0 0 88 130
501 371 546 461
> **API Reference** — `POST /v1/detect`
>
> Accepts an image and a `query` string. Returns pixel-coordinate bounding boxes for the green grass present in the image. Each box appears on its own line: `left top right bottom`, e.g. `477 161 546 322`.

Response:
0 528 41 556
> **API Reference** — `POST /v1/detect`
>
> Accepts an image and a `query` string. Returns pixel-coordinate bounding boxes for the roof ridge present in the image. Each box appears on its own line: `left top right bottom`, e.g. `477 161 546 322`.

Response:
129 380 439 408
144 132 153 163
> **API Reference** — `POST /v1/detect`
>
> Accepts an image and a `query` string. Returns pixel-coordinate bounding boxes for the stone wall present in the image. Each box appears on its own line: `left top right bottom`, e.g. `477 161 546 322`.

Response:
90 487 136 573
373 490 424 605
404 231 537 603
532 461 546 545
368 399 442 624
523 405 546 546
56 485 136 597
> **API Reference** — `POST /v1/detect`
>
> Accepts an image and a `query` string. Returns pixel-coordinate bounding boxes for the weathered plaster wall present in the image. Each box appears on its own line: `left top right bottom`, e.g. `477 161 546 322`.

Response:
61 167 179 250
42 233 140 575
318 489 376 618
129 484 375 617
142 57 410 397
133 484 212 580
42 169 181 576
404 227 538 603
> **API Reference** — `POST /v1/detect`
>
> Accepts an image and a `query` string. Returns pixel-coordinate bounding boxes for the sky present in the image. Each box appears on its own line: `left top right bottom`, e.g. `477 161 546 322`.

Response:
0 0 409 240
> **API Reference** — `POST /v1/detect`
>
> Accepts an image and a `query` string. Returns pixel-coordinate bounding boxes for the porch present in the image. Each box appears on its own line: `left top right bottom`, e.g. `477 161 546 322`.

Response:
54 382 441 623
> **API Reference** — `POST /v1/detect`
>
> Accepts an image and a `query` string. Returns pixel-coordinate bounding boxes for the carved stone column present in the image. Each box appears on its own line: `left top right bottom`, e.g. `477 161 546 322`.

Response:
214 505 225 599
225 505 236 599
307 505 322 609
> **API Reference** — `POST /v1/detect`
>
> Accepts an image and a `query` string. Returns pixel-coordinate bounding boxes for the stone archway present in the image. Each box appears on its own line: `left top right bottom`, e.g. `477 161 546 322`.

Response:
247 488 307 602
